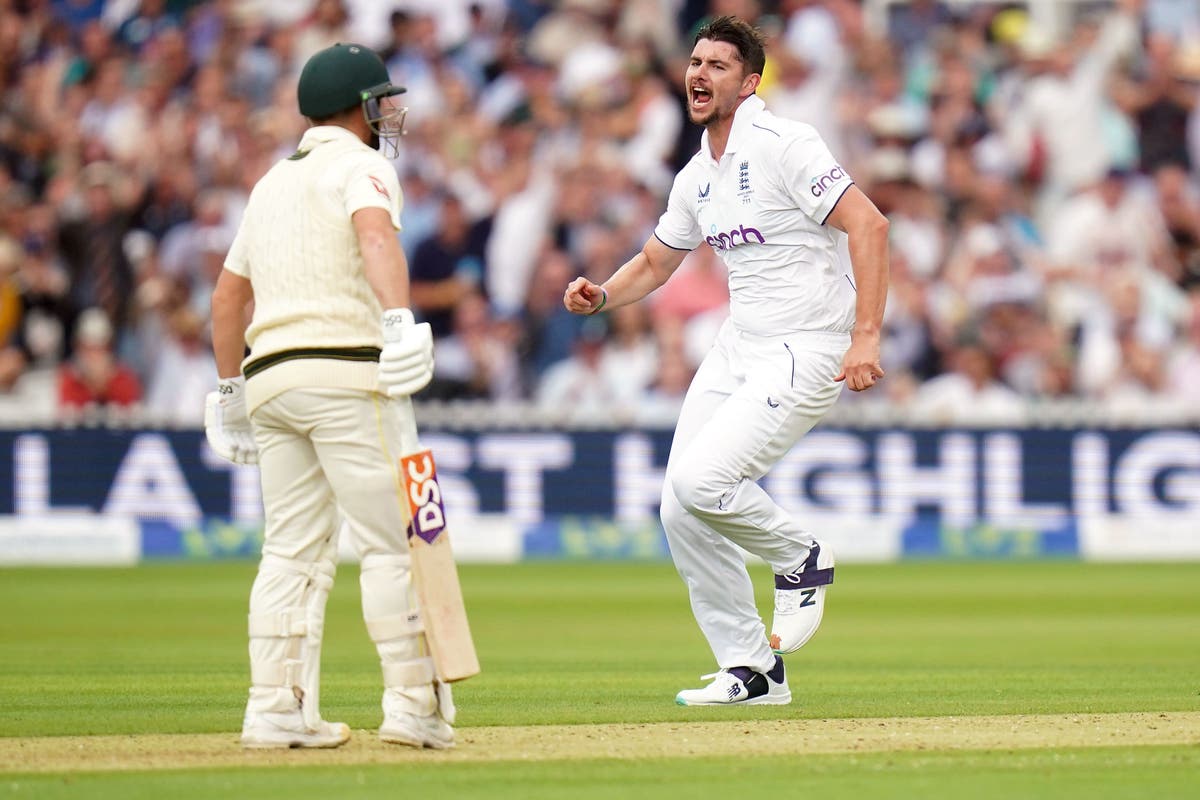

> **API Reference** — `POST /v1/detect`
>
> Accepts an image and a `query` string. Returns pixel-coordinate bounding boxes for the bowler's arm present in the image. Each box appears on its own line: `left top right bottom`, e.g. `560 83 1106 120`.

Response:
564 236 689 314
826 186 889 391
211 269 254 379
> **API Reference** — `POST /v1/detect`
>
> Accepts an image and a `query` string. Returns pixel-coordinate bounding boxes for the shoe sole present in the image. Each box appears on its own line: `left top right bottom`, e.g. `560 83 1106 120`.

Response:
675 691 792 707
770 542 834 655
241 735 349 749
770 597 825 654
380 732 455 749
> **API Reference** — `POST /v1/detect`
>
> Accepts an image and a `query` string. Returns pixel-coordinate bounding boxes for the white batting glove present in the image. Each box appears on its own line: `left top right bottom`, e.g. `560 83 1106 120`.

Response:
204 376 259 465
379 307 434 397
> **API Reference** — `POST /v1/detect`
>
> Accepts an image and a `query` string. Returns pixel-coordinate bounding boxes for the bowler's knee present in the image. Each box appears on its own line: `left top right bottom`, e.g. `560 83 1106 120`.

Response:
667 461 722 517
660 483 689 531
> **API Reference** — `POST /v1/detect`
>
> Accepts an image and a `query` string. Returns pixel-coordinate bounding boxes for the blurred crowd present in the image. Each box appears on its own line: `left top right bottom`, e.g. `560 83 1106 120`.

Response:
1 0 1199 427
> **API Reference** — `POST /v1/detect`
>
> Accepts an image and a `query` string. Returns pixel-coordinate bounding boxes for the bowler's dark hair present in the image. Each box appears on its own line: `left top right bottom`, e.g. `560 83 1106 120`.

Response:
694 15 766 77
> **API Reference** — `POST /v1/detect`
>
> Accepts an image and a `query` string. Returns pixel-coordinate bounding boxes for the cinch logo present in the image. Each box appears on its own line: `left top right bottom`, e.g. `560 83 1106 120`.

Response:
705 223 765 251
810 165 847 197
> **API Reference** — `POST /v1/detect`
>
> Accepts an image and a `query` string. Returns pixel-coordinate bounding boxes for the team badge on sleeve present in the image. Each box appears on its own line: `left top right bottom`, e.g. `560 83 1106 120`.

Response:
368 175 391 200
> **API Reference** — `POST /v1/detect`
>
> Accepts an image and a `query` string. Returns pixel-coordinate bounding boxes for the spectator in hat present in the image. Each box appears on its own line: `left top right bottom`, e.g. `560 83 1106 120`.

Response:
57 306 141 412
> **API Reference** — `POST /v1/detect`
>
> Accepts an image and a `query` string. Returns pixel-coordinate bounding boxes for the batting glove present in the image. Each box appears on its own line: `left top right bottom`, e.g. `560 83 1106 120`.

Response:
379 307 434 397
204 376 259 465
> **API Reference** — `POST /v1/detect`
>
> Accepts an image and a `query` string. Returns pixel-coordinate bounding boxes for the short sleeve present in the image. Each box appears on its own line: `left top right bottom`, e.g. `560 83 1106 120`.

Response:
342 154 404 230
653 170 702 251
780 129 854 224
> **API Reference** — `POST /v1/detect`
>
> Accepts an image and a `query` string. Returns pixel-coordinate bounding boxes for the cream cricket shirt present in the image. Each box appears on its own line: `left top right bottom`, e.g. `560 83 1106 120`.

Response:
224 126 403 412
654 95 856 336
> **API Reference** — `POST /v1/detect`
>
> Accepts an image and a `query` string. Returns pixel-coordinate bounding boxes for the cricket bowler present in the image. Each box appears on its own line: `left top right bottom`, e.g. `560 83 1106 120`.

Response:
564 16 889 705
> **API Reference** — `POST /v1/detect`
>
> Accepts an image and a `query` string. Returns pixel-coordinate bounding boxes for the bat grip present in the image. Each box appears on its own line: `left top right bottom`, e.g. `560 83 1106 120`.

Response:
394 395 422 453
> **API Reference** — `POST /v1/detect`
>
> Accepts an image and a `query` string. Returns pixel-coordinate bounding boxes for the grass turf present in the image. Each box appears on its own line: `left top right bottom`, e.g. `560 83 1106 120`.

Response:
0 561 1197 797
3 747 1199 800
1 561 1197 735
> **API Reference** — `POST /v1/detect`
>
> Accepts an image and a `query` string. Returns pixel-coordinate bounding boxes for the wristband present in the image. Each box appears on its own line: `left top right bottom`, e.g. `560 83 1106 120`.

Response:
588 287 608 315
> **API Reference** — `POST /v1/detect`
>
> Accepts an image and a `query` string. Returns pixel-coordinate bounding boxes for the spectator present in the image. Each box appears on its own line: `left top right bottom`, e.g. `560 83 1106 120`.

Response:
536 315 641 424
518 246 584 381
143 306 216 425
56 162 139 336
57 307 142 414
1112 33 1196 173
651 245 728 326
600 301 658 397
1000 2 1140 225
427 290 521 401
911 334 1027 425
1045 167 1184 340
634 335 695 427
0 0 1194 425
1166 287 1200 404
1151 164 1200 288
409 193 489 339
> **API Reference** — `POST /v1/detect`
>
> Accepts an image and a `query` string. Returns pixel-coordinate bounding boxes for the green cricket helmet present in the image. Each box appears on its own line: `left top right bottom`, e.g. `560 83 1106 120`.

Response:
297 43 408 153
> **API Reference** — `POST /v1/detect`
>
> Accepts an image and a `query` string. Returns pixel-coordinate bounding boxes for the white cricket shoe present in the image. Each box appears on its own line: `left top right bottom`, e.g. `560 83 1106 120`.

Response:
675 656 791 706
769 540 835 654
240 709 351 749
379 689 455 749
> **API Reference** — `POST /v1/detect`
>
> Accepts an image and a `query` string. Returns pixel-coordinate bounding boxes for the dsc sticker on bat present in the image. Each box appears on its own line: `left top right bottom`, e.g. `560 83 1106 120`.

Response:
400 450 446 544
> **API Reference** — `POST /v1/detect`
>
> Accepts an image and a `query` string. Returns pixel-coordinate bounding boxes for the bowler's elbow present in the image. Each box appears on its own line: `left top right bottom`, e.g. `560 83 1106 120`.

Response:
859 208 889 241
826 186 889 242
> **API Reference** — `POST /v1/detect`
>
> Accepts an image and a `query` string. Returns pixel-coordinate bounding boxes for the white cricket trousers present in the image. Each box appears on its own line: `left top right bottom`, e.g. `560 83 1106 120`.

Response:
661 320 847 673
251 387 410 565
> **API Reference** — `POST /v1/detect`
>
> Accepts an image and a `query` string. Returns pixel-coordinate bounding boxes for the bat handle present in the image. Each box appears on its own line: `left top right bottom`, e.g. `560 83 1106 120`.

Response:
393 395 422 453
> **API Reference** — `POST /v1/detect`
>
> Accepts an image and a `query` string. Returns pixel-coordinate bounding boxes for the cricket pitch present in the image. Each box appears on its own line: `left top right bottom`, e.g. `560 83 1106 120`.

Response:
2 712 1197 773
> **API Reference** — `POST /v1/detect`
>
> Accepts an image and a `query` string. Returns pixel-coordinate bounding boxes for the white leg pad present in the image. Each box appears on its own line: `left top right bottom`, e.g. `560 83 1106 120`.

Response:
364 613 425 642
360 552 452 732
361 551 429 676
247 553 335 731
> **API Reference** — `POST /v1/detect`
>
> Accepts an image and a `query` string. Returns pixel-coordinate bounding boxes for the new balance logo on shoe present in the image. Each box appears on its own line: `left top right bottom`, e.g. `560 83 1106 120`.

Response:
675 659 791 706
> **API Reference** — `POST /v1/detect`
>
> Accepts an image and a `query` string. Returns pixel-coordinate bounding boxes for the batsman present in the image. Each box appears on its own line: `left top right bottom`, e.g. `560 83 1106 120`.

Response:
205 43 470 749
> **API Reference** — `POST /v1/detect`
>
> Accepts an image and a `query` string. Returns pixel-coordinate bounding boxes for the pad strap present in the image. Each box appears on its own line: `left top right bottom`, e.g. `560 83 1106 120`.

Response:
435 680 457 725
251 659 303 687
248 607 308 637
382 657 435 688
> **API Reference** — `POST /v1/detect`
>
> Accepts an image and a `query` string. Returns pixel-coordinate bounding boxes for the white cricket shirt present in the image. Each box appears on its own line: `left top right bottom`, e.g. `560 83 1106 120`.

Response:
224 125 403 411
654 95 856 336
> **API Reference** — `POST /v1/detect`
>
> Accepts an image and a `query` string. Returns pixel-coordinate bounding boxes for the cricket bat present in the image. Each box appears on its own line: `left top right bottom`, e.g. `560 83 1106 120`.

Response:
395 397 481 682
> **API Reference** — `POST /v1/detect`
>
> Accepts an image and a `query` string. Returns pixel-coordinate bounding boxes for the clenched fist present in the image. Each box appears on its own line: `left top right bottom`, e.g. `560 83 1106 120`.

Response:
563 278 607 315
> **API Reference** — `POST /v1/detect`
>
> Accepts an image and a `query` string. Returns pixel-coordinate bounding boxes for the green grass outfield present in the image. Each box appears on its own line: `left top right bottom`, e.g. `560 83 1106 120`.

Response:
1 560 1198 797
